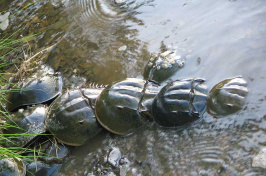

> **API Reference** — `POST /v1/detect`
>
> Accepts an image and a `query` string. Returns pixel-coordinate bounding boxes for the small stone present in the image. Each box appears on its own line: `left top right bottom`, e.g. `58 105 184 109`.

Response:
131 168 138 176
119 157 130 176
18 109 24 113
0 12 10 30
115 0 126 4
107 172 116 176
197 57 201 65
107 147 121 167
118 45 127 51
73 69 77 73
147 62 153 67
252 148 266 168
86 173 95 176
178 62 184 68
119 165 128 176
104 156 108 164
103 170 108 174
120 157 129 165
120 158 125 164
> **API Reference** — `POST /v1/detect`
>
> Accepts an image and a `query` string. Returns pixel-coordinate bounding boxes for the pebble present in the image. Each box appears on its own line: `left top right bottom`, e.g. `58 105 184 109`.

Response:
107 147 121 167
115 0 126 4
18 108 24 113
107 172 116 176
118 45 127 51
119 165 127 176
0 12 10 30
86 173 95 176
119 158 130 176
147 62 153 67
252 148 266 168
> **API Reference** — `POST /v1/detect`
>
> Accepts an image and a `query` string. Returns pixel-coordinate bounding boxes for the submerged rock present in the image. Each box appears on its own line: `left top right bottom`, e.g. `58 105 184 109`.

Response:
252 148 266 169
99 147 130 175
115 0 126 4
118 45 127 51
0 12 10 31
0 158 26 176
107 147 122 167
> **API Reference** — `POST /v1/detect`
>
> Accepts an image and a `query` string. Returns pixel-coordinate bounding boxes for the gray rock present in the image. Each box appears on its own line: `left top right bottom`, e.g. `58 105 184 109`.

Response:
252 148 266 168
115 0 126 4
0 12 10 31
119 158 130 176
118 45 127 51
108 147 121 167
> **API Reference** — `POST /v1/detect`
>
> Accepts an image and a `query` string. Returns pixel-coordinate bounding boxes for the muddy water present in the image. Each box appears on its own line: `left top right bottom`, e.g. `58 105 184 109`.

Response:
1 0 266 175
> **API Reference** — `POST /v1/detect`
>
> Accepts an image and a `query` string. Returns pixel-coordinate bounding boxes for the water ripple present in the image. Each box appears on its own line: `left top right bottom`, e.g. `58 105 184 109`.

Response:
77 0 129 26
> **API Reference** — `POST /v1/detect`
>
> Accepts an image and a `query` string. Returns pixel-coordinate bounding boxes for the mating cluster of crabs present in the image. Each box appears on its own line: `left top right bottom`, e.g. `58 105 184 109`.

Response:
1 51 248 175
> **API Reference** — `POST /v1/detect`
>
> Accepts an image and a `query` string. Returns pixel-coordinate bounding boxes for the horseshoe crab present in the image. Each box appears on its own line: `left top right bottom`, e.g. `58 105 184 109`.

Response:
45 88 103 146
143 50 185 84
2 105 47 147
139 81 163 117
82 85 106 109
152 78 208 127
6 66 63 112
95 78 146 135
207 77 248 116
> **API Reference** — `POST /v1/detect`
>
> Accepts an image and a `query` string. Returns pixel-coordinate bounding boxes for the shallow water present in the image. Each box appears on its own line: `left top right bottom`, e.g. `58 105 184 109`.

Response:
1 0 266 175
